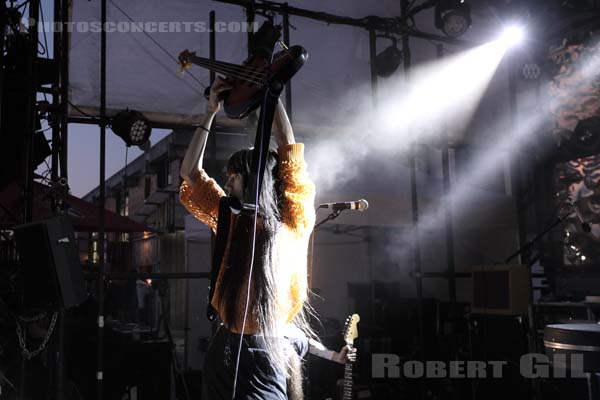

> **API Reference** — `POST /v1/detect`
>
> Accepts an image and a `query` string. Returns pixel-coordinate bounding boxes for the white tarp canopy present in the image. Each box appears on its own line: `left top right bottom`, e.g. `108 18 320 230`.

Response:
68 0 403 127
68 1 509 125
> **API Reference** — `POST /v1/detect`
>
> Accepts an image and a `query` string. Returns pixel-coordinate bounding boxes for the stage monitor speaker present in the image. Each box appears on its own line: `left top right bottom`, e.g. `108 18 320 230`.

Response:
13 215 86 311
471 264 531 315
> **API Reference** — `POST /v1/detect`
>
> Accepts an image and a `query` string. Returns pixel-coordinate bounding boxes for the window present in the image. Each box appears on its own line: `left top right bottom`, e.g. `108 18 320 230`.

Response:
91 236 99 264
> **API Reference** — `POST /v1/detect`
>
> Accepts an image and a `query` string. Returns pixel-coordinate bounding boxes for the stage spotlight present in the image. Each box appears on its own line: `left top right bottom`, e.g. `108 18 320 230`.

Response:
111 109 152 147
499 26 524 48
435 0 472 38
375 41 403 77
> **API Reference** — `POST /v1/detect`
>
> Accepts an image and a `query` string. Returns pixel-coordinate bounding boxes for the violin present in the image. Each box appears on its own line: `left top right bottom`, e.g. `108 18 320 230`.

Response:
178 21 307 119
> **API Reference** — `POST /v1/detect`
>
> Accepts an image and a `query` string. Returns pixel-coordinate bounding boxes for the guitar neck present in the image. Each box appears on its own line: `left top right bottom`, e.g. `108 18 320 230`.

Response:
342 344 354 400
187 55 261 84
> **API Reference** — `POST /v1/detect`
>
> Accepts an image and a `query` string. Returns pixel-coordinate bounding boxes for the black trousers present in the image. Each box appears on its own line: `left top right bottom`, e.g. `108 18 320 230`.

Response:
201 326 289 400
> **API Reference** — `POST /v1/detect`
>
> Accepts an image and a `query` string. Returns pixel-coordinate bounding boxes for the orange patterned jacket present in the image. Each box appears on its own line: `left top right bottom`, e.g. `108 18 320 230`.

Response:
179 143 316 334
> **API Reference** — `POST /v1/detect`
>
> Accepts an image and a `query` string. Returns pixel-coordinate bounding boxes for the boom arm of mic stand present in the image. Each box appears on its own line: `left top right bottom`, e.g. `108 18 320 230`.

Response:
314 210 342 230
504 213 568 265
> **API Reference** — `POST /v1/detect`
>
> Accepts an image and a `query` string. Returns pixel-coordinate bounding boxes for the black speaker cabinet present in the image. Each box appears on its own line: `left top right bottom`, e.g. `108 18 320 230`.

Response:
13 215 86 310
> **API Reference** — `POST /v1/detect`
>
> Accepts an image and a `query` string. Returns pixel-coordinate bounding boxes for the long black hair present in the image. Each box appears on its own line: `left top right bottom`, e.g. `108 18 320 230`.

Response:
217 148 288 366
219 147 318 398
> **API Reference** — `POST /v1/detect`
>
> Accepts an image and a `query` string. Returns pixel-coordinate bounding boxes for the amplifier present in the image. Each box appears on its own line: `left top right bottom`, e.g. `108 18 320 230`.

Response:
471 264 531 315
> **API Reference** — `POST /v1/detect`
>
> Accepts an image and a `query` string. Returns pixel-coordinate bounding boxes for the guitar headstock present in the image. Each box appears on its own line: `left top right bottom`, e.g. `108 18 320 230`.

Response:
343 314 360 346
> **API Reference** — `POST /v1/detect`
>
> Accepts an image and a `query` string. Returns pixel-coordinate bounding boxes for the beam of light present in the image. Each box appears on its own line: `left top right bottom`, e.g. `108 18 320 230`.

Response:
385 33 600 266
385 111 547 265
376 40 508 142
442 112 545 210
308 37 512 190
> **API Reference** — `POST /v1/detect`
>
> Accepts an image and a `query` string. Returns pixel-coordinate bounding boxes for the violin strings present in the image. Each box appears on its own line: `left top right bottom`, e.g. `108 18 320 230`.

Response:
197 59 267 84
200 58 266 79
193 62 264 85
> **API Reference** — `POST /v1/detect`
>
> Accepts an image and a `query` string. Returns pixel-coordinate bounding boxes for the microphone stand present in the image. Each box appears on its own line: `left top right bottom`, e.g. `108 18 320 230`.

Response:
305 208 343 399
504 213 569 265
498 207 572 400
504 199 582 265
314 210 343 230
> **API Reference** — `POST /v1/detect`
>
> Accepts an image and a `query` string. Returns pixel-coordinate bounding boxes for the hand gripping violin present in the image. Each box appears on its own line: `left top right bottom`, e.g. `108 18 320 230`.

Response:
179 21 307 119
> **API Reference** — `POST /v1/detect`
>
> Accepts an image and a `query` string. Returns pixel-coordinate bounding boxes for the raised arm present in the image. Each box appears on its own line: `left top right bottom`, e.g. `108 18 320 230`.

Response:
180 78 232 185
272 98 295 147
179 78 231 232
274 99 316 235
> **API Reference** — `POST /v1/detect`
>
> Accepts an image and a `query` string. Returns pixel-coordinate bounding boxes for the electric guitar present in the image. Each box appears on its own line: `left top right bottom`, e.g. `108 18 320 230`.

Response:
342 314 360 400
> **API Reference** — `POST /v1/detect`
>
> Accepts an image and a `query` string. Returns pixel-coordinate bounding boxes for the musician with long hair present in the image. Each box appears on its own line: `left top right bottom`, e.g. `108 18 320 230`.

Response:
179 77 316 399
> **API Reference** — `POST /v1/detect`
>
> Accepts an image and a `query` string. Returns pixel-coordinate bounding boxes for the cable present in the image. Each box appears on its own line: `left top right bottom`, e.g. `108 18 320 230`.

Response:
231 103 264 400
15 1 30 11
231 177 260 399
43 158 51 173
37 39 47 55
231 48 274 399
406 0 439 19
67 100 102 123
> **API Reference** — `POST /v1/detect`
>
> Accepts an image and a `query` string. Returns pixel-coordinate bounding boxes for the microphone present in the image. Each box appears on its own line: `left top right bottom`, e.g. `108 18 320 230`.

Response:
571 202 592 233
318 199 369 212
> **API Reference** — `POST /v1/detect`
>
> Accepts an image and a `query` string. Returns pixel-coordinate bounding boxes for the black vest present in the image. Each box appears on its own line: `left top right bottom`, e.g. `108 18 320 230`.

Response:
206 196 241 321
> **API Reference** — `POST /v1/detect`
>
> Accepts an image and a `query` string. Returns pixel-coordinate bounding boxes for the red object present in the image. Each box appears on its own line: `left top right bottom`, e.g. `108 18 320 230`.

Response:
0 181 149 232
